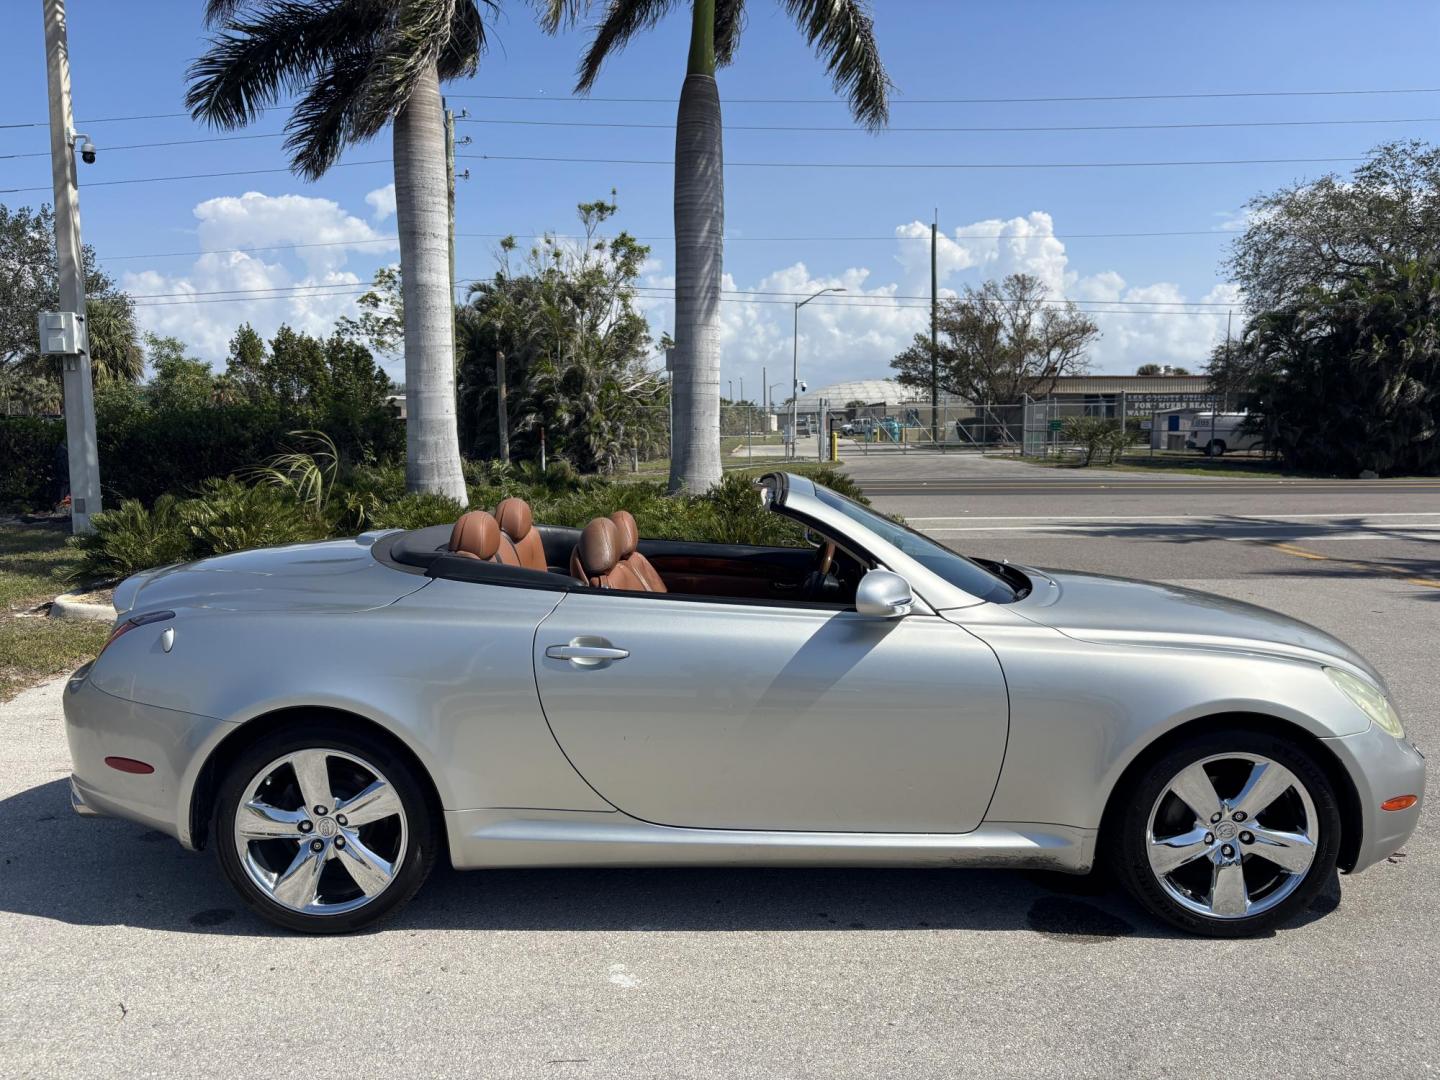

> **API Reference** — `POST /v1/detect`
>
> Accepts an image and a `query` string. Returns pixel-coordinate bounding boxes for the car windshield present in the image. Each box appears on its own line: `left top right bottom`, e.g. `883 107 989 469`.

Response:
809 486 1017 604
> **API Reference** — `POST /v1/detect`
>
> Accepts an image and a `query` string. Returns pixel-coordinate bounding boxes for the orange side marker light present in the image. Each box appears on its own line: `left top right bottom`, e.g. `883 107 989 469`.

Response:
1381 795 1418 812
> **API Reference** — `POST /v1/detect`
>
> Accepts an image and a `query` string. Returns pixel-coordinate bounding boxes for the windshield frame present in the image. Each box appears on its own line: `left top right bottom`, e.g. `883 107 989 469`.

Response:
763 473 1018 608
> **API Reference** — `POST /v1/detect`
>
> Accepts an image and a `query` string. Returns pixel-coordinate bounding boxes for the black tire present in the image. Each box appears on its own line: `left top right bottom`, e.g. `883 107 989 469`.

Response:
1108 728 1342 938
1205 440 1226 457
214 722 439 934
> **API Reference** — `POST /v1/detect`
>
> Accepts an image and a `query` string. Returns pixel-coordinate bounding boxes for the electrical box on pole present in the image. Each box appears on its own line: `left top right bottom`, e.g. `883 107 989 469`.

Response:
38 311 87 358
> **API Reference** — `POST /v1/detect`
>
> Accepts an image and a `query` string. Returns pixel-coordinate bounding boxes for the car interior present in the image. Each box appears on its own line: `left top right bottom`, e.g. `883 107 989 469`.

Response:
377 495 869 608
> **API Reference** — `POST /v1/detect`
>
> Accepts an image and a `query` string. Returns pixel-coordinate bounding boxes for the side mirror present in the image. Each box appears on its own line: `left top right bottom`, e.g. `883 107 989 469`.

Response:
855 568 913 618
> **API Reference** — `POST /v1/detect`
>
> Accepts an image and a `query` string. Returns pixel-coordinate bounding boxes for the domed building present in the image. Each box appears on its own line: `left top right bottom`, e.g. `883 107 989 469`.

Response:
790 379 936 413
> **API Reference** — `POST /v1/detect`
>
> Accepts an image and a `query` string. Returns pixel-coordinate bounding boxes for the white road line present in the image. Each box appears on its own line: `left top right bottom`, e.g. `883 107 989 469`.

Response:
904 511 1440 526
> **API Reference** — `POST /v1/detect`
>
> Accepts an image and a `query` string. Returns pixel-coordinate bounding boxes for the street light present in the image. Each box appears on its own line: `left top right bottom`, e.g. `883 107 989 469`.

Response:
791 287 845 459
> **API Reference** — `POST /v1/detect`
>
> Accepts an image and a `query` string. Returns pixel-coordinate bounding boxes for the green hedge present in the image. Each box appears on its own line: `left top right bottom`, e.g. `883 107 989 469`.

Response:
1 394 404 512
67 466 870 584
0 416 65 511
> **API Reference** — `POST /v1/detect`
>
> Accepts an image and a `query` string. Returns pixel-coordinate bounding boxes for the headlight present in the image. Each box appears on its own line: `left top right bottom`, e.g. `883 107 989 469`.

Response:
1326 667 1404 739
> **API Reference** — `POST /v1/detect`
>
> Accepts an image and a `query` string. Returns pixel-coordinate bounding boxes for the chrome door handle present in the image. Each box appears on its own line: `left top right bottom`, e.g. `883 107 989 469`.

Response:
545 644 630 664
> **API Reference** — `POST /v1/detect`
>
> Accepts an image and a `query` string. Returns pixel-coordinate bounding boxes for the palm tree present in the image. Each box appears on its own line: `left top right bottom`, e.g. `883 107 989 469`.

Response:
186 0 484 503
545 0 889 492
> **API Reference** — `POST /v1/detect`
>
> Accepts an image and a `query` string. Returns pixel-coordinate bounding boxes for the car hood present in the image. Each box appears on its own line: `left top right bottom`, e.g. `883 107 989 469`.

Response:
1010 566 1385 687
113 532 427 615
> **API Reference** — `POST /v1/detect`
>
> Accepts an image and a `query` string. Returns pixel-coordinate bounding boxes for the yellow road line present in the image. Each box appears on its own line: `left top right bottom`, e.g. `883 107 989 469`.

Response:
1259 539 1440 588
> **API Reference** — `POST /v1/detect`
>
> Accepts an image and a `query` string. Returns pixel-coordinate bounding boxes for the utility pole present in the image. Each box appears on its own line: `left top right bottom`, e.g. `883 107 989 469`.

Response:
42 0 101 533
496 349 509 463
930 209 940 447
1209 309 1232 453
444 100 456 301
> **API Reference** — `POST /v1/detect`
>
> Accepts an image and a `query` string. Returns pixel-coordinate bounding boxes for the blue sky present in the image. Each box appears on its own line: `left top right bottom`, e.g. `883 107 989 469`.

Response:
5 1 1439 391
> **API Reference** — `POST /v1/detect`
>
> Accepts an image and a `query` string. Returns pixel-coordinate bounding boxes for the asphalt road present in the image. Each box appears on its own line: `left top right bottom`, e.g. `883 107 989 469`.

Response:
1 458 1436 1079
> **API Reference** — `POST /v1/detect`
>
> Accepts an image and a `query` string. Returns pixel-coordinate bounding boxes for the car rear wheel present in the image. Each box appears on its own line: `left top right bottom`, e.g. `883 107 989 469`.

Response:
1111 730 1341 937
1205 439 1226 457
214 724 438 934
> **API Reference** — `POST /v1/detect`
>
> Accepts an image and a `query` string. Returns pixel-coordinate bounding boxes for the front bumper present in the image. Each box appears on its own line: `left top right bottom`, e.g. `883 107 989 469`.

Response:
64 668 233 849
1323 722 1426 874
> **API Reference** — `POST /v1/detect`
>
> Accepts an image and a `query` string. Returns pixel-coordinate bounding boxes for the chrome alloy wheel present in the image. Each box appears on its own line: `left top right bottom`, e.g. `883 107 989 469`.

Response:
231 748 408 917
1146 752 1319 920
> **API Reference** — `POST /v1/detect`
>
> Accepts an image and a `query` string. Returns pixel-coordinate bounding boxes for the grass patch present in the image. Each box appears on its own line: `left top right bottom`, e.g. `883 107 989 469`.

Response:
1019 452 1329 479
0 522 108 700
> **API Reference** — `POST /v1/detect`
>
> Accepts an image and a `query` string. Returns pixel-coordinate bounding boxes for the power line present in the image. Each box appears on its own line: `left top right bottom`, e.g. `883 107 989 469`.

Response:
0 131 286 160
99 227 1245 262
8 84 1440 129
459 115 1440 135
127 277 1236 316
448 86 1440 106
0 158 389 195
463 152 1363 170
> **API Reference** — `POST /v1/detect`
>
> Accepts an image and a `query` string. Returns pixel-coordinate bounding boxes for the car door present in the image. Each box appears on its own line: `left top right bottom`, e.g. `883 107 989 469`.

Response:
532 590 1009 834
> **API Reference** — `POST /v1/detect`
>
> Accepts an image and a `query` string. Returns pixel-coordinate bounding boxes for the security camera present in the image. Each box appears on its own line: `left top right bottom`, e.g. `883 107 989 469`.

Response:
799 381 808 393
73 133 96 164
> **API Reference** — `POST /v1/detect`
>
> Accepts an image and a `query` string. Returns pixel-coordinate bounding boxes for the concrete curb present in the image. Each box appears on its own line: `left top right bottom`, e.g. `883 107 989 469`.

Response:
49 590 115 623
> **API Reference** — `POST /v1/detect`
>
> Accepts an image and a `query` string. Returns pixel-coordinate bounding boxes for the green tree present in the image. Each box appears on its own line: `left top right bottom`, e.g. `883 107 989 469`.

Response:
0 202 141 386
187 0 490 503
1228 140 1440 312
544 0 891 493
1135 363 1162 376
145 334 217 411
457 197 668 472
1241 258 1440 475
891 274 1099 404
337 264 405 357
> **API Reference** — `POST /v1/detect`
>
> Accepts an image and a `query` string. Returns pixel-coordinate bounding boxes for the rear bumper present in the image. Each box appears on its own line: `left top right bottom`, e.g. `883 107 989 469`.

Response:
63 669 233 849
1323 723 1426 874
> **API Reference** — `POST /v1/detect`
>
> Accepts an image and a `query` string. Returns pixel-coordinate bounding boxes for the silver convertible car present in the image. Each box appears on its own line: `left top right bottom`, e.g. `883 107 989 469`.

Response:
64 473 1424 935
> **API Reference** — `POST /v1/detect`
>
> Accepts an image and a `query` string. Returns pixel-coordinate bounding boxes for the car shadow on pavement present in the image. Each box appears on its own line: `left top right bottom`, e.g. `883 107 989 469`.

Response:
0 779 1341 941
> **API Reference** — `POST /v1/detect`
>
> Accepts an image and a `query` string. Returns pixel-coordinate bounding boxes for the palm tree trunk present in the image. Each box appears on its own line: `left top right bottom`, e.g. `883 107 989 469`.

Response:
669 4 723 493
393 60 468 503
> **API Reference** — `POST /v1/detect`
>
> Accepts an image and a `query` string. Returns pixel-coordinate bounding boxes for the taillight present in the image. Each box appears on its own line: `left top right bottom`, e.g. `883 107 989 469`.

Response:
99 610 175 656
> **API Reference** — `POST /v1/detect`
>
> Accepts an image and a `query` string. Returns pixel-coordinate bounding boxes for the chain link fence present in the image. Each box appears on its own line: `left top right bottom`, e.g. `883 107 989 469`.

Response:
617 394 1197 474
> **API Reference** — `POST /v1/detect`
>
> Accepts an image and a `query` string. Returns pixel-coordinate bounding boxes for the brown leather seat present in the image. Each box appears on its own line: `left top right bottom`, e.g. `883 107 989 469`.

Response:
494 497 548 571
570 518 646 591
448 510 502 562
609 510 666 592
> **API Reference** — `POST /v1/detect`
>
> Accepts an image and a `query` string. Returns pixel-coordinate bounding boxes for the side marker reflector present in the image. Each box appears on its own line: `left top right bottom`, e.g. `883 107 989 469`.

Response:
1381 795 1418 812
104 756 155 775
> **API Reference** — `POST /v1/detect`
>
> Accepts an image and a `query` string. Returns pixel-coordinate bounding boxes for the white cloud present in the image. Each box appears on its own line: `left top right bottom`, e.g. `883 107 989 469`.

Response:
123 190 398 371
643 210 1241 394
366 183 397 221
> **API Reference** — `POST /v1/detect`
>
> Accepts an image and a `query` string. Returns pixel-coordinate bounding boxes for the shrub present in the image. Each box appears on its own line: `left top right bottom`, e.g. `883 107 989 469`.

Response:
1061 416 1130 466
67 495 194 582
364 492 466 531
181 478 326 554
0 416 65 511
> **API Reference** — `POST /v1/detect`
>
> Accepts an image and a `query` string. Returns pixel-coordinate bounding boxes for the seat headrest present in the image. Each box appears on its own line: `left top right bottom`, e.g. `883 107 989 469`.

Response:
494 497 534 540
609 510 639 558
448 511 500 561
576 517 622 577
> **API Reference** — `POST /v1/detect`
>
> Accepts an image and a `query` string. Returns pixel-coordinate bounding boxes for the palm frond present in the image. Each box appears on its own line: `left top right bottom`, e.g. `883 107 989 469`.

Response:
573 0 677 94
440 0 492 80
537 0 587 34
352 0 461 123
714 0 746 66
203 0 248 28
284 46 378 180
186 0 374 130
780 0 891 128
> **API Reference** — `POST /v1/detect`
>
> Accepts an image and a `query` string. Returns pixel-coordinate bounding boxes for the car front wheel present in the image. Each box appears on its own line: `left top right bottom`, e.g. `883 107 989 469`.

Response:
1112 730 1341 937
214 724 438 934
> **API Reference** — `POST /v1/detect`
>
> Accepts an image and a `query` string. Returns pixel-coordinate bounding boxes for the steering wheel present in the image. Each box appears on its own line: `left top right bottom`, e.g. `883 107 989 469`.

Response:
814 539 836 576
